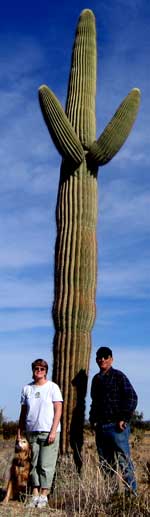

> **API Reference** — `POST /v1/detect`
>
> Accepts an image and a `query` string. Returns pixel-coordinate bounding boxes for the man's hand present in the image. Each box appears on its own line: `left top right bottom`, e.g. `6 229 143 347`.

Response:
90 422 97 431
118 420 127 431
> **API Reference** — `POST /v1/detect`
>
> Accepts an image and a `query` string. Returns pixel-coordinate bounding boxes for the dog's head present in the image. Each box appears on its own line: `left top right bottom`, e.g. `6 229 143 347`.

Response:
15 437 30 453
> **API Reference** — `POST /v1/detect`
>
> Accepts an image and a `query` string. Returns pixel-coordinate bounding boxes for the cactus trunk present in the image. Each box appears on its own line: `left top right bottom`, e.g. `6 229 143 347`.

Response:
53 158 98 453
39 9 140 455
52 11 97 453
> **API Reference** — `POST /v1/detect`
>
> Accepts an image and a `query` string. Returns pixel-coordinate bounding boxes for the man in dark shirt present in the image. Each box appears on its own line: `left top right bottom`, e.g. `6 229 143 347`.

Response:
89 346 138 494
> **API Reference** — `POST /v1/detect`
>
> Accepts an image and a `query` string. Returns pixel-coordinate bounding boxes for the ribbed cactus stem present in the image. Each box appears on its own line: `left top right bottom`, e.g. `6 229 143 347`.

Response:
39 9 141 455
89 88 141 165
66 9 97 147
52 155 98 453
39 86 84 165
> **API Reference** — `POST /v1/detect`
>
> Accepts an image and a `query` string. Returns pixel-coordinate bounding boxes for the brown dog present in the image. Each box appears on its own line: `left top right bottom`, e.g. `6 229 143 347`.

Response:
3 437 31 504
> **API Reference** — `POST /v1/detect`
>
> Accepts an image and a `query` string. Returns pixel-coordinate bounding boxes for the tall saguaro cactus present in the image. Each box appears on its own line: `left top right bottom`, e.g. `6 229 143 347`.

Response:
39 9 140 454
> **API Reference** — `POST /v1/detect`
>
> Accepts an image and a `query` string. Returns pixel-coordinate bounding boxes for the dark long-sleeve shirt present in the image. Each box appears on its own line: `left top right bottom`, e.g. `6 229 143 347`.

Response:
89 367 138 425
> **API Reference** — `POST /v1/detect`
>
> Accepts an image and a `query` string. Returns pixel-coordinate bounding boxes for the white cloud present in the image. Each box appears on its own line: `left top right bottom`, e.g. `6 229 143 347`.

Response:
0 309 51 332
97 178 150 248
0 37 61 202
0 36 44 84
0 275 54 309
0 203 57 267
98 258 150 299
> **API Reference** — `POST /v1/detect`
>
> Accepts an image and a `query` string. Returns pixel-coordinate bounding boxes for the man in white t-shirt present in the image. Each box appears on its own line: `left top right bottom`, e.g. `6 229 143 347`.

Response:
17 358 63 509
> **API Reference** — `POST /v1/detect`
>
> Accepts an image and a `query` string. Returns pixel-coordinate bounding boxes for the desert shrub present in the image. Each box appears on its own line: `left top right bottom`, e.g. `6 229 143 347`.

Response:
0 408 18 439
49 441 150 517
0 409 5 436
0 430 149 516
3 421 18 439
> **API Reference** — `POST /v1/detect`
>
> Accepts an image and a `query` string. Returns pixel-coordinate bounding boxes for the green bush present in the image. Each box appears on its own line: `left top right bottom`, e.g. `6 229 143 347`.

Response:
3 420 18 439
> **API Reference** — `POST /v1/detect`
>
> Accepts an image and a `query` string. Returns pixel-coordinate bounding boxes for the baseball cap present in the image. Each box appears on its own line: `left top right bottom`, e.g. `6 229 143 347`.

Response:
96 346 112 359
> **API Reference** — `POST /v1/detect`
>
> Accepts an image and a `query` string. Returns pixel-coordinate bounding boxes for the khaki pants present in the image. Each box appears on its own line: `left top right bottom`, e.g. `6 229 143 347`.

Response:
27 431 60 489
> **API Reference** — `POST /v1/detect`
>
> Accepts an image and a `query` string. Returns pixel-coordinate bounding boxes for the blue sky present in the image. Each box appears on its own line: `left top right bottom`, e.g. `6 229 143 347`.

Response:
0 0 149 422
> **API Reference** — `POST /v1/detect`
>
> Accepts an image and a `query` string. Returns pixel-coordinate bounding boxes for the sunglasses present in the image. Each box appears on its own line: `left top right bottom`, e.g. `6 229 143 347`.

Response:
97 355 111 360
34 367 46 372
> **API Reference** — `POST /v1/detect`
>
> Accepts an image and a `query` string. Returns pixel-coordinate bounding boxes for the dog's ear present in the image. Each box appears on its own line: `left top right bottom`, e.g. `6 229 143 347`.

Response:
28 447 32 459
15 441 21 453
23 445 31 460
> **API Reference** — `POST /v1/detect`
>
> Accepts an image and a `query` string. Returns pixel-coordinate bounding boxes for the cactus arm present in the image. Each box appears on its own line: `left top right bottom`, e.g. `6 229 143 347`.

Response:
88 88 141 166
39 85 84 165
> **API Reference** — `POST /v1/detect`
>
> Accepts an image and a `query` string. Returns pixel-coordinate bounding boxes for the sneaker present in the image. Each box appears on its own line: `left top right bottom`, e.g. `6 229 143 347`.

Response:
37 495 48 508
26 495 39 508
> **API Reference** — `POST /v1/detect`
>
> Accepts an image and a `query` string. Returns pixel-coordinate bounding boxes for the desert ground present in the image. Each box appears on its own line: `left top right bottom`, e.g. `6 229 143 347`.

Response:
0 429 149 516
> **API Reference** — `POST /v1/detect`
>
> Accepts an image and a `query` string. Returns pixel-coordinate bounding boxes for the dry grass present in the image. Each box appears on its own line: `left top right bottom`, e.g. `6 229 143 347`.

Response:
0 430 149 516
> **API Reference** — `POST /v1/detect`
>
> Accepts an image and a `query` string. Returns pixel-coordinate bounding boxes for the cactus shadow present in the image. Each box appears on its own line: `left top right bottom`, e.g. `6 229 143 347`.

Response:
70 369 88 473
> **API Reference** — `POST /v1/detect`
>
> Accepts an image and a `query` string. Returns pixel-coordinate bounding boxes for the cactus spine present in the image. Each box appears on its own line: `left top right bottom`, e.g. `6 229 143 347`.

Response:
39 9 140 454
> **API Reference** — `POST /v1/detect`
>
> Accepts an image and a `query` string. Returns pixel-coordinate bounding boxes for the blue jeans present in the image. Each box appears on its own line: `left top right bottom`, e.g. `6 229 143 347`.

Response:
96 423 136 492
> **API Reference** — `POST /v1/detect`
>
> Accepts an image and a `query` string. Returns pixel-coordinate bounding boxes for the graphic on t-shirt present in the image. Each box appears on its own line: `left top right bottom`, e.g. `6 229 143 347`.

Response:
35 392 40 398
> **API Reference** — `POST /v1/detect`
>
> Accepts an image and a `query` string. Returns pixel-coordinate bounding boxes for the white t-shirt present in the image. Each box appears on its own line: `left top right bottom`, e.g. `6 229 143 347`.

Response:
20 380 63 432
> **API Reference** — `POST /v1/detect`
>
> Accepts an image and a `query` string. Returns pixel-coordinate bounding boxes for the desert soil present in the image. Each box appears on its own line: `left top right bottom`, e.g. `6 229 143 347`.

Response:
0 431 149 516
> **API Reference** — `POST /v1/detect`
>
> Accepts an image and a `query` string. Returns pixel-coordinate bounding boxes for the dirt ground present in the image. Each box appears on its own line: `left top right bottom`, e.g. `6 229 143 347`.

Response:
0 430 149 516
